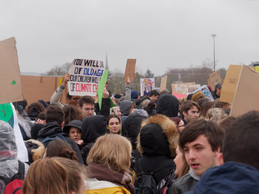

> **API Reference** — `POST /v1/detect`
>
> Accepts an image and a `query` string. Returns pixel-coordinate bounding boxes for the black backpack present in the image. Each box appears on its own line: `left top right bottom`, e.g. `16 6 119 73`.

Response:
135 162 157 194
156 169 176 194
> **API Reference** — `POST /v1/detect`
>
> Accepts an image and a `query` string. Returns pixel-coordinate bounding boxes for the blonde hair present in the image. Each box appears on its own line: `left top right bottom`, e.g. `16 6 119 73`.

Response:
87 134 132 173
206 107 227 123
22 157 85 194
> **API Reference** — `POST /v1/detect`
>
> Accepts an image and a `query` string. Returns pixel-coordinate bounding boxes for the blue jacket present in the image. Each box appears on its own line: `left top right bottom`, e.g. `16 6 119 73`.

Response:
187 162 259 194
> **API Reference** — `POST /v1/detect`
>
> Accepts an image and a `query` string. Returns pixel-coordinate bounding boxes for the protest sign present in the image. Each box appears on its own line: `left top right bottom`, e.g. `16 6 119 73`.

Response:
0 103 28 162
0 37 24 104
220 65 241 103
172 82 200 98
160 75 167 91
230 65 259 117
207 70 223 91
68 59 104 96
193 85 214 101
140 78 155 96
124 59 136 82
21 75 67 105
173 93 187 99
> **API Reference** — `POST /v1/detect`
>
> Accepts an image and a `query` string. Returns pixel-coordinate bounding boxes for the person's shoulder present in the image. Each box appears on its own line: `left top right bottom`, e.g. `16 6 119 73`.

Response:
170 173 197 193
173 173 192 187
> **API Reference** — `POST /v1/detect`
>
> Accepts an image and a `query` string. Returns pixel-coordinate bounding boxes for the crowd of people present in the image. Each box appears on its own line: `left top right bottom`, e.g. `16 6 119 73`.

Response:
1 74 259 194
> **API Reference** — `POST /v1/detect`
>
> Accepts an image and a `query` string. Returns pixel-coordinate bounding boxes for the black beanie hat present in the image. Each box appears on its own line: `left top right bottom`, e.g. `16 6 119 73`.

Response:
156 94 179 117
31 124 44 140
63 120 82 135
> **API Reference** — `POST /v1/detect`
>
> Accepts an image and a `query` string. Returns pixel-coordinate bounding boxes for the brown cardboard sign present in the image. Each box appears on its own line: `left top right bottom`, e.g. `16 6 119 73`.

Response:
207 70 223 91
0 37 24 104
220 65 242 103
160 75 167 91
230 65 259 117
124 59 136 82
21 75 67 105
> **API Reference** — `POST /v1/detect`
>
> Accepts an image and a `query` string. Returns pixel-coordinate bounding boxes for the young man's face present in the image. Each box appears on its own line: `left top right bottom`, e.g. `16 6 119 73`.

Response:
183 135 220 176
68 96 80 106
183 105 199 123
81 103 95 118
150 95 159 102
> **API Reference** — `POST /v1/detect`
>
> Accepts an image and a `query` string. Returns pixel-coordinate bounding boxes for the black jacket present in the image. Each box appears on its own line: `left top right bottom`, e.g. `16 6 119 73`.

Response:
81 115 107 164
169 171 198 194
136 114 179 184
37 121 84 164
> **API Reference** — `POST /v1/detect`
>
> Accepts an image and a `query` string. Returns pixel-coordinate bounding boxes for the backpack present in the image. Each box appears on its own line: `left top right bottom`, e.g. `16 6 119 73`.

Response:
135 161 157 194
156 169 176 194
0 161 25 194
39 133 68 148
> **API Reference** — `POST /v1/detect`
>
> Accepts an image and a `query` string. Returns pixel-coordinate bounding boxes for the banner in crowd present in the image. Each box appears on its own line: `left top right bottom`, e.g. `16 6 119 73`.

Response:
124 59 136 82
160 75 167 91
140 78 155 96
207 70 223 91
0 103 28 162
192 85 214 101
231 65 259 117
68 59 104 96
220 65 241 103
0 37 24 104
172 82 200 98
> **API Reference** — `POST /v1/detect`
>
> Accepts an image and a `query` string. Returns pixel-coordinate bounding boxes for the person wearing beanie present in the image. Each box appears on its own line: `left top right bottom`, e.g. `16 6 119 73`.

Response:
157 94 180 118
81 115 107 164
135 114 179 185
30 124 44 140
63 120 83 146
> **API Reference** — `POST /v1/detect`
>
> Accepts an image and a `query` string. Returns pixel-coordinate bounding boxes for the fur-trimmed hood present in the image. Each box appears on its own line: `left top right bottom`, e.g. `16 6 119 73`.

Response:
137 114 179 158
25 139 45 164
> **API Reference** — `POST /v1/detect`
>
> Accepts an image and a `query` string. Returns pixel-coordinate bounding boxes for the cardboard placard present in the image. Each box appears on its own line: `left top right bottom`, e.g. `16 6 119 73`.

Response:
0 37 24 104
140 78 155 96
207 70 223 91
124 59 136 82
220 65 242 103
160 75 167 91
171 82 200 96
68 59 104 96
230 65 259 117
21 75 67 105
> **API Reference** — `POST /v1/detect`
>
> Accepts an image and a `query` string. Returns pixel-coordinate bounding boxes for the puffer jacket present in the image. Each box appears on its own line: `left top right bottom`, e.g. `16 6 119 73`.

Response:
136 114 179 184
187 162 259 194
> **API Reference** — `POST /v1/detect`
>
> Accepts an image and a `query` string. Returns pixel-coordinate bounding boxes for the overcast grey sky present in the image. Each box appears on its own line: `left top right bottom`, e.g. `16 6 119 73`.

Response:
1 0 259 76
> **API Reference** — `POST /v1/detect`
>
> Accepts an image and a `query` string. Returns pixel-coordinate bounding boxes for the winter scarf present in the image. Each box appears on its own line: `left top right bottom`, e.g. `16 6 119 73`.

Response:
87 162 135 194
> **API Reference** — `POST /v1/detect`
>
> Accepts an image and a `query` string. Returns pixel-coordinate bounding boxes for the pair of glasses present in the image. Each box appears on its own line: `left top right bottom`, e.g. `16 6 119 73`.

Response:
84 108 94 111
71 97 80 101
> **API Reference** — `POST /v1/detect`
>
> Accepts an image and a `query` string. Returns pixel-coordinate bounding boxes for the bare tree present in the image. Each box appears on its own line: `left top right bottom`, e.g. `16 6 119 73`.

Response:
46 62 71 76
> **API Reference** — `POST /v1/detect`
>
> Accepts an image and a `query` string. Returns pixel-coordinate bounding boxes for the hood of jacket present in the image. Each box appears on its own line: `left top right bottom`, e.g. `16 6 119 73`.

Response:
37 121 62 138
0 120 19 178
156 94 179 117
189 162 259 194
119 100 132 116
122 109 148 149
81 115 107 144
137 114 178 158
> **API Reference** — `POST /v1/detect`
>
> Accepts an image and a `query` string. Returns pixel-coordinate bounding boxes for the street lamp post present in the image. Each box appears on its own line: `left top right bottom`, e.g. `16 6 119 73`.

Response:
211 34 216 72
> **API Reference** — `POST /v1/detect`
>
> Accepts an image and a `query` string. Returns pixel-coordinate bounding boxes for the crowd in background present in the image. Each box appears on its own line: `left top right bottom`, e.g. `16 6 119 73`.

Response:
1 74 259 194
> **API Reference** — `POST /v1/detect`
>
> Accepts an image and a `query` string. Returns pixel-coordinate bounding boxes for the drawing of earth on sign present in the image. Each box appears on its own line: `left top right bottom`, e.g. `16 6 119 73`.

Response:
0 103 14 128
